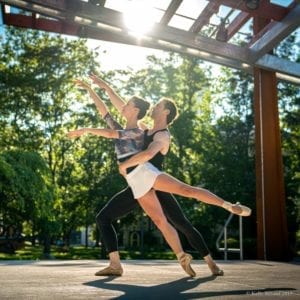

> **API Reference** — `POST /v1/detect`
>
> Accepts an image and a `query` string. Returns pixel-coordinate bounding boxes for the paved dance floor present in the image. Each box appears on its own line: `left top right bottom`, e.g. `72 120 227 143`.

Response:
0 259 299 299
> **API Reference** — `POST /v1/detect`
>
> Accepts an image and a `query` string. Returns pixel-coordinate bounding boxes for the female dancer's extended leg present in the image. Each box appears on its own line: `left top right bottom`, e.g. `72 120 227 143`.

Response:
152 173 251 216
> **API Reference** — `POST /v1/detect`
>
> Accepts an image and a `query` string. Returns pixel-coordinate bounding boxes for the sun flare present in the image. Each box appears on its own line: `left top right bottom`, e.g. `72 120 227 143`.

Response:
123 1 156 37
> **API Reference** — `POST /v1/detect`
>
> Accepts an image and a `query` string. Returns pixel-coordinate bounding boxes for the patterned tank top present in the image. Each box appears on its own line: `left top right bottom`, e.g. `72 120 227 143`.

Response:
104 113 144 160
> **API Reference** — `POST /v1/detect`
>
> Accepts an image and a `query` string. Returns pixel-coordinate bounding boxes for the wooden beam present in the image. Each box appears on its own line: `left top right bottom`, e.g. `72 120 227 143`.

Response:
189 0 220 33
152 24 252 62
2 0 295 66
2 11 79 34
248 20 274 48
69 0 253 62
9 0 251 63
1 0 299 82
0 0 65 19
5 10 300 84
256 54 300 79
87 0 106 6
24 0 65 9
159 0 183 25
253 15 289 262
226 11 251 41
250 4 300 61
207 0 291 21
254 67 290 261
1 11 251 72
95 0 105 6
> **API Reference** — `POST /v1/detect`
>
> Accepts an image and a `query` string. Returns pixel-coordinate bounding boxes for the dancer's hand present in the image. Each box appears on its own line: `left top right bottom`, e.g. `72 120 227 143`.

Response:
66 129 85 139
118 163 127 177
137 120 148 130
89 73 109 90
74 79 91 91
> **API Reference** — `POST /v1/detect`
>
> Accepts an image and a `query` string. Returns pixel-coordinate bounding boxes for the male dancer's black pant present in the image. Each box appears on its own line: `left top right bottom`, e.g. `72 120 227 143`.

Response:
96 186 209 257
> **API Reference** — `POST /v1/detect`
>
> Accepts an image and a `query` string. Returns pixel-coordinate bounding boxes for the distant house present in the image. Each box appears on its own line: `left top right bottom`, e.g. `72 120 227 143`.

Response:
119 215 164 251
74 214 165 250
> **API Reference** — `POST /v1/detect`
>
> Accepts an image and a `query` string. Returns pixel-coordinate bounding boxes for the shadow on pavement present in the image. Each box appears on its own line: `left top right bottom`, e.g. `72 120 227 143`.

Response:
84 276 296 300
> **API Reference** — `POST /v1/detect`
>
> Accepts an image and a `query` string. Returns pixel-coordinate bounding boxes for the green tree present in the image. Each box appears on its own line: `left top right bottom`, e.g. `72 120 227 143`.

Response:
0 150 54 255
0 27 107 251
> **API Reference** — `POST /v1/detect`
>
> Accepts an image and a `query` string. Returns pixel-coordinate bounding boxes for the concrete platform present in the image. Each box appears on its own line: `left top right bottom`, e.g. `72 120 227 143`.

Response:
0 260 299 299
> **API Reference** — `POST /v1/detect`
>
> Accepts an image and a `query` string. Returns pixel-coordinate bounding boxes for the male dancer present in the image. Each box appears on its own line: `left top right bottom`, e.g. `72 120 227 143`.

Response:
118 98 250 216
78 75 224 276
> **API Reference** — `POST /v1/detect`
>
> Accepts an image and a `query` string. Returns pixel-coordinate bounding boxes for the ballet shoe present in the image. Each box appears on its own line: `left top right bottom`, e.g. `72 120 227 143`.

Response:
223 201 251 217
210 266 224 276
95 265 123 276
178 253 196 277
230 203 251 216
208 265 224 276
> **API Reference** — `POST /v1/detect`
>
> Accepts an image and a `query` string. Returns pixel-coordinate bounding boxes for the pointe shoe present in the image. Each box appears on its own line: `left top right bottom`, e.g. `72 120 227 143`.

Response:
223 201 251 217
95 265 123 276
213 269 224 276
178 253 196 277
209 265 224 276
230 203 251 216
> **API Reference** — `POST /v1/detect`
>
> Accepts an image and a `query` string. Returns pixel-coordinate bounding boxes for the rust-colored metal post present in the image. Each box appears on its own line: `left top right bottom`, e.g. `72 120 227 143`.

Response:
253 17 289 261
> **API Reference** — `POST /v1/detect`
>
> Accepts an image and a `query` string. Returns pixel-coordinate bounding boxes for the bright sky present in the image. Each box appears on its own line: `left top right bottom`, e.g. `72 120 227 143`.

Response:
86 39 169 71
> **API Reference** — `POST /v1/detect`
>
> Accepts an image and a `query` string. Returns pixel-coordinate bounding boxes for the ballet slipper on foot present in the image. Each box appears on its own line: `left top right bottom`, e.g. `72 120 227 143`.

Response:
222 201 251 217
95 265 123 276
213 269 224 276
178 253 196 277
211 266 224 276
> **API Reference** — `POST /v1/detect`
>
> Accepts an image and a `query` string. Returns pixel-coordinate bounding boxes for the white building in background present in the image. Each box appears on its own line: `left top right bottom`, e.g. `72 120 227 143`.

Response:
72 226 94 247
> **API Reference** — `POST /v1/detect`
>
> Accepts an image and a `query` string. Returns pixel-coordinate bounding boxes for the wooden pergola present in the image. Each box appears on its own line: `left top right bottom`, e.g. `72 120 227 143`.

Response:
1 0 299 261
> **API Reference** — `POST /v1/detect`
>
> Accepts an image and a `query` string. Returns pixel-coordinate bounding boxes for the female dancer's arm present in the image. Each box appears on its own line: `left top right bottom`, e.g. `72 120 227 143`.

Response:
75 79 124 131
89 73 126 114
67 128 119 139
89 74 149 130
74 79 108 118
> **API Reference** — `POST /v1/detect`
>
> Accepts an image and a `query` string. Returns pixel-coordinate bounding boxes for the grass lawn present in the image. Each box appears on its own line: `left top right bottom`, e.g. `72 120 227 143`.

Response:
0 244 176 260
0 245 99 260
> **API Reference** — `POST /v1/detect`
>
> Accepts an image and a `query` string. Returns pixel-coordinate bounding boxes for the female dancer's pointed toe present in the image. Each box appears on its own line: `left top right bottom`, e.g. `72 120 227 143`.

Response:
232 204 251 217
222 201 251 217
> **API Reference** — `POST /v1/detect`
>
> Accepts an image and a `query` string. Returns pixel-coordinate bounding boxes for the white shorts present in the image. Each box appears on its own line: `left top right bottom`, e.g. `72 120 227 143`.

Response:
125 162 162 199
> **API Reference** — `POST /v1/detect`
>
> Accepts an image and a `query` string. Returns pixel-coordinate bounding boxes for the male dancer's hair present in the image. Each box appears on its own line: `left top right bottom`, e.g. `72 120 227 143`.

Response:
131 96 150 120
160 97 178 124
